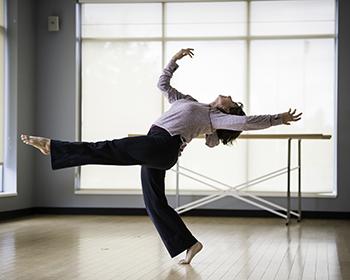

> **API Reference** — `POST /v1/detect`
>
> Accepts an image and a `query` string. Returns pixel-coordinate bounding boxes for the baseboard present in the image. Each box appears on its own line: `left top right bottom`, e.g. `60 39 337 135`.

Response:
33 207 147 215
1 207 350 221
0 208 35 222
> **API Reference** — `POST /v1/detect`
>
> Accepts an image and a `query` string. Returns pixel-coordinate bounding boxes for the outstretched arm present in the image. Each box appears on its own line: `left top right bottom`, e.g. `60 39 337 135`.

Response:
211 109 302 131
157 48 197 103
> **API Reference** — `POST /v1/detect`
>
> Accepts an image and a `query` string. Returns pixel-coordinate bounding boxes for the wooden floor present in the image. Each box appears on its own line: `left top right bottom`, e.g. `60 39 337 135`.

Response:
0 215 349 280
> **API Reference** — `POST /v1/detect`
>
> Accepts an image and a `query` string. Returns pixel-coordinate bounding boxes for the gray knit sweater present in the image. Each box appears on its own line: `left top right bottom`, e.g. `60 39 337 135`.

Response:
153 58 284 147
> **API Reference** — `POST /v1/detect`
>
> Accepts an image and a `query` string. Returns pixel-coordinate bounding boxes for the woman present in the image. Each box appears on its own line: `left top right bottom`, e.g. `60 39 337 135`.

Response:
21 48 302 265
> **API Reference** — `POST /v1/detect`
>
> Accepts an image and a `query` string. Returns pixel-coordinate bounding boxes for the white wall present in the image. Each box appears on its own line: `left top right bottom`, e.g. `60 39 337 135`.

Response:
0 0 36 212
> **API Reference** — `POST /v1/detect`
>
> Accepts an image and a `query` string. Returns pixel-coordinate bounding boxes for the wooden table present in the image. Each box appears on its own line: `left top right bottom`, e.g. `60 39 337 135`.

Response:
129 133 331 225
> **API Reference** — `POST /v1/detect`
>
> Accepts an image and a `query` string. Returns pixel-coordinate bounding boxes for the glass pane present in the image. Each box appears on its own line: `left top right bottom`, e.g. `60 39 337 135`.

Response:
170 139 247 192
164 41 247 191
250 0 336 36
247 39 335 192
164 41 246 109
250 39 334 133
0 0 3 191
0 34 3 164
82 3 162 38
245 139 334 193
81 41 162 189
165 2 247 37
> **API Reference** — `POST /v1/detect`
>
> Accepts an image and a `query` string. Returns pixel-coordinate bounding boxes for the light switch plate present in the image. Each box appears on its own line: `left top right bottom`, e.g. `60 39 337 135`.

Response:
48 16 59 32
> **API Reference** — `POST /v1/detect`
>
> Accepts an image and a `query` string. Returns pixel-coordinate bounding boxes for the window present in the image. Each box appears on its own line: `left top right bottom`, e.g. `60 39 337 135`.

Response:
79 0 336 195
0 0 4 192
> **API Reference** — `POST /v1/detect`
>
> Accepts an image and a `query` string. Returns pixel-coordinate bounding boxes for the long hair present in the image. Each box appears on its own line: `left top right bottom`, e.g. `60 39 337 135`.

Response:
216 102 246 145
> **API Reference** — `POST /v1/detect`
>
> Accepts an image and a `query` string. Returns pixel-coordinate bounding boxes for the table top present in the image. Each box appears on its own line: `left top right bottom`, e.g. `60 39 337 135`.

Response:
237 134 331 139
128 133 332 140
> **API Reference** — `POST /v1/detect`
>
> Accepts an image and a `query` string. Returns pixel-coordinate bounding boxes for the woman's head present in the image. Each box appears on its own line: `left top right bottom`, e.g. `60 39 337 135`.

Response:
211 95 238 113
211 95 246 145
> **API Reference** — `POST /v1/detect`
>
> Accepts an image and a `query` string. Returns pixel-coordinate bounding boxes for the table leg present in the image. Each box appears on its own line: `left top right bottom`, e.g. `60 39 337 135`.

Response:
286 138 292 225
298 139 302 222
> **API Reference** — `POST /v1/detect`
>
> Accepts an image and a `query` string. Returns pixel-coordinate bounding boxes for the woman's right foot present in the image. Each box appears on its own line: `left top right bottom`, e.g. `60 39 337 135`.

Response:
178 241 203 265
21 134 51 155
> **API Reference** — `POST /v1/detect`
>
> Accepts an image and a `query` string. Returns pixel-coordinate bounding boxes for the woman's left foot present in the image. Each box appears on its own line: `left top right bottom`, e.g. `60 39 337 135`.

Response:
21 134 51 155
178 241 203 265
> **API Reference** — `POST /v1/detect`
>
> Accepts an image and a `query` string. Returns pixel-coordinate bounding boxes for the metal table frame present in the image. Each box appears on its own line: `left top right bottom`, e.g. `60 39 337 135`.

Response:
170 134 331 225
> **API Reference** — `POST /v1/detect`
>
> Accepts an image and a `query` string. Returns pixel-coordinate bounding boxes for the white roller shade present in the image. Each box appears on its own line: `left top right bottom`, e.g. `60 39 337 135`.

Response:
79 0 336 194
0 0 4 164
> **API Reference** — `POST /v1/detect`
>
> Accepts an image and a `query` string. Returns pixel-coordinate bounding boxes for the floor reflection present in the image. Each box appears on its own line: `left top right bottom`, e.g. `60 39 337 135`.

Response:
0 215 349 280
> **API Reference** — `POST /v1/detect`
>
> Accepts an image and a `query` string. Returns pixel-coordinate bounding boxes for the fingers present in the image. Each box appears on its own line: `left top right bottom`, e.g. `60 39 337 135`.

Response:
180 48 194 58
174 48 194 60
287 109 302 117
182 48 194 53
186 49 194 58
283 108 302 125
291 110 302 121
291 111 302 122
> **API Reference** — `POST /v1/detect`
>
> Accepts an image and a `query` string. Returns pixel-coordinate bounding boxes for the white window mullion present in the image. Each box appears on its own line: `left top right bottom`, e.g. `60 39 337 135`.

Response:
0 0 5 192
245 0 250 194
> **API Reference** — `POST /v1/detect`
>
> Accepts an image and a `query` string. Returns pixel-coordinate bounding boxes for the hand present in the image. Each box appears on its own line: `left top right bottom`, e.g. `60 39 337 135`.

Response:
281 109 302 125
172 48 194 61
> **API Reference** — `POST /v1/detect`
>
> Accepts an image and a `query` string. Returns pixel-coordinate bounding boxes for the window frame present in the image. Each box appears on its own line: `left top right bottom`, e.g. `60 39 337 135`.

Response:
0 0 6 194
75 0 338 197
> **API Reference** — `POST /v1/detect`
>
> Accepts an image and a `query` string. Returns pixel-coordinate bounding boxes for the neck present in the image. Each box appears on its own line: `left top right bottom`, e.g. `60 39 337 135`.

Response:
209 101 218 108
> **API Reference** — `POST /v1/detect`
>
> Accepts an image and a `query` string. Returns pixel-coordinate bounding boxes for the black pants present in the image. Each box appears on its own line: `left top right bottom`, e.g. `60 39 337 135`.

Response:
50 125 198 258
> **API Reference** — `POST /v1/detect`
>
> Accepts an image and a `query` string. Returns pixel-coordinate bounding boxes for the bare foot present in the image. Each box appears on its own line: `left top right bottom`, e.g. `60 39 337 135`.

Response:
21 134 51 155
178 241 203 265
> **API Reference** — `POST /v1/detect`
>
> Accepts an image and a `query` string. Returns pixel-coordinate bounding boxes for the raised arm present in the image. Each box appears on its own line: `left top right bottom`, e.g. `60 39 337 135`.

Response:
157 48 197 103
211 109 302 131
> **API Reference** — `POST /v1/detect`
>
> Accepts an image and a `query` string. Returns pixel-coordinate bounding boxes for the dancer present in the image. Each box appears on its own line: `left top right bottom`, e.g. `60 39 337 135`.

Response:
21 48 302 264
